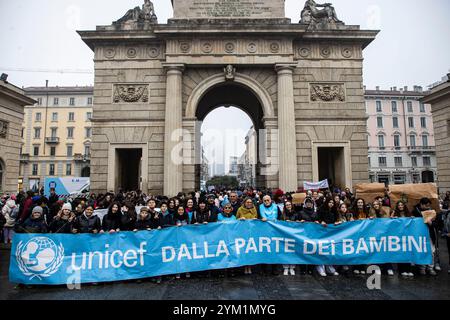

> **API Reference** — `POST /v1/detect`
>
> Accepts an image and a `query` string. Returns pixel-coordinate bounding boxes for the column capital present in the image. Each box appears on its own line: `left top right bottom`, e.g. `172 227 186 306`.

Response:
162 63 185 73
275 63 297 74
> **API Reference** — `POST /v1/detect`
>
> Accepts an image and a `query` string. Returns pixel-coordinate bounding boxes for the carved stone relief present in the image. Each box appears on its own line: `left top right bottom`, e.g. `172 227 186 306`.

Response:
310 83 345 102
113 84 149 103
0 120 8 138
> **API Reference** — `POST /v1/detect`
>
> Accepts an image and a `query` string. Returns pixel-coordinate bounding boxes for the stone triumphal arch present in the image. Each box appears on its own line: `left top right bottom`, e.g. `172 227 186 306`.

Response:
79 0 378 196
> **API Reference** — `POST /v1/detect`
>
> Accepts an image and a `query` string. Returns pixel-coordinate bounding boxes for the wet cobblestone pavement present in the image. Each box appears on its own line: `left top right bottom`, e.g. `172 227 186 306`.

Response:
1 240 449 300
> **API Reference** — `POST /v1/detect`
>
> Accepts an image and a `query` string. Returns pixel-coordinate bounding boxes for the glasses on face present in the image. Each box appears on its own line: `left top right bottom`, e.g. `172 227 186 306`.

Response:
264 199 271 203
224 207 232 210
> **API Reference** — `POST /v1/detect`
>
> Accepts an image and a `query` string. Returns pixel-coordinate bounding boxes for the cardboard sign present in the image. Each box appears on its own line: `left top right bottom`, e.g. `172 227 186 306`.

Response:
355 183 386 204
389 183 440 213
422 210 437 224
292 193 307 205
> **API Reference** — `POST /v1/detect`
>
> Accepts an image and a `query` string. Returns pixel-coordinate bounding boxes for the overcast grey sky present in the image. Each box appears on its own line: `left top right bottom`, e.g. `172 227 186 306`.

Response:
1 0 449 175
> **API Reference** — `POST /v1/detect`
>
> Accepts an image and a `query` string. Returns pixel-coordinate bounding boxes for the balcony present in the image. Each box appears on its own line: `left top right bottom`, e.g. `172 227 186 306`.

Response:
45 137 60 144
20 153 30 163
407 146 436 154
74 153 91 162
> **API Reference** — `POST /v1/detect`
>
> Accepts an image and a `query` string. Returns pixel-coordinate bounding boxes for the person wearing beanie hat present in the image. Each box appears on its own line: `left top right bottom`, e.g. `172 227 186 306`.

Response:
49 203 75 234
16 206 48 234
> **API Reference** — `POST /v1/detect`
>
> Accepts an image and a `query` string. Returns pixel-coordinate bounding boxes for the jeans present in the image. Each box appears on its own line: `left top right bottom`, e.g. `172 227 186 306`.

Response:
3 227 14 244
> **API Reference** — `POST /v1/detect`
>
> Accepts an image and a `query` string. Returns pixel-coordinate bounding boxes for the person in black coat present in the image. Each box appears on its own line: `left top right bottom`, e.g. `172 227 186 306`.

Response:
282 201 300 222
49 211 75 234
318 198 338 225
192 199 211 224
16 206 48 234
150 209 163 230
73 206 102 234
160 202 174 228
102 202 122 233
121 202 137 231
134 207 152 231
299 198 319 222
207 195 219 222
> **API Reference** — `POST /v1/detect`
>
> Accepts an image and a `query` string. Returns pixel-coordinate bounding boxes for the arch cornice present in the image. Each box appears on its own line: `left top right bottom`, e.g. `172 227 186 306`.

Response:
185 73 275 119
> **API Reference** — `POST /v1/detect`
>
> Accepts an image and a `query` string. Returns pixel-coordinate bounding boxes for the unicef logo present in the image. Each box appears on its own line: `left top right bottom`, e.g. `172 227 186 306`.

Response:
16 237 64 280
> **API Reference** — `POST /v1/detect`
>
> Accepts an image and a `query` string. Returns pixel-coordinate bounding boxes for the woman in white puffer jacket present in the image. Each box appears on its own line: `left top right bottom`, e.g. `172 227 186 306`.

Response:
2 199 17 244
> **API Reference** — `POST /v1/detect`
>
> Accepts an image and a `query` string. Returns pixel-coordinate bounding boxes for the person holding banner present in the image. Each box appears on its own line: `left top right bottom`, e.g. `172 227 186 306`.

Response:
16 206 48 234
49 203 75 234
72 205 101 234
134 207 152 231
121 203 137 231
160 202 175 228
281 201 299 276
192 199 212 224
259 195 282 276
412 198 438 276
392 201 414 277
101 202 122 234
237 198 258 275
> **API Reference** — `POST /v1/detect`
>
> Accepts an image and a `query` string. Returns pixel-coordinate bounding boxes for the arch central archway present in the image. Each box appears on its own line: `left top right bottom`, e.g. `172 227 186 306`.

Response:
185 73 276 190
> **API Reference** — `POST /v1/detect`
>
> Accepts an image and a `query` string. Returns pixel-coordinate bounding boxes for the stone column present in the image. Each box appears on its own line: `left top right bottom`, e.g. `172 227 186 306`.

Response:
163 64 185 196
275 64 298 192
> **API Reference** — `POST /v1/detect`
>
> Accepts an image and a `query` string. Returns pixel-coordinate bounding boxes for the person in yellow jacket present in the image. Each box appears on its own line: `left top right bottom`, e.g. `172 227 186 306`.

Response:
236 197 258 275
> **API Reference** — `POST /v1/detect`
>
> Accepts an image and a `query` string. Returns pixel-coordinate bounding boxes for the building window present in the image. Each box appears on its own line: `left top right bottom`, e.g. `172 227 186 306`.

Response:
409 135 416 148
33 146 39 156
35 112 42 122
50 146 56 157
66 163 72 176
49 164 55 176
32 164 38 176
391 101 398 113
407 101 413 113
21 128 24 138
408 117 414 128
86 112 92 121
376 101 382 113
393 174 405 185
34 128 41 139
420 103 425 113
51 128 57 138
37 98 42 106
67 127 74 139
67 145 73 157
420 117 427 128
393 117 399 128
85 127 92 138
422 135 429 147
411 156 417 167
84 145 91 156
423 156 431 167
378 157 387 167
68 112 75 121
53 98 59 106
368 157 371 167
394 134 401 148
87 97 93 105
69 97 75 106
377 117 383 128
52 112 58 122
378 135 385 149
394 156 403 167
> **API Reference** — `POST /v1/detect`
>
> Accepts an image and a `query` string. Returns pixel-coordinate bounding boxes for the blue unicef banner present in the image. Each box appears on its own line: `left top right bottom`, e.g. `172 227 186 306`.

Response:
9 218 432 285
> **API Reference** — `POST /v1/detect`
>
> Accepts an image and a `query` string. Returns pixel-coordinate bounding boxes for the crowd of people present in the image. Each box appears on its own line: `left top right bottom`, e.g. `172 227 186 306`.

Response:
1 187 450 283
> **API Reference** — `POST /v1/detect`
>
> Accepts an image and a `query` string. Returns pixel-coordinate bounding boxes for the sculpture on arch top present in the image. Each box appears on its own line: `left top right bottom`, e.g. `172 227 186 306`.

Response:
300 0 344 26
114 0 157 24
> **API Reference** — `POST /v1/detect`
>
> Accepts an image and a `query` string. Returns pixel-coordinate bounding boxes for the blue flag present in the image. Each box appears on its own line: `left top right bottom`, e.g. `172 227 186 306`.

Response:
9 218 432 285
